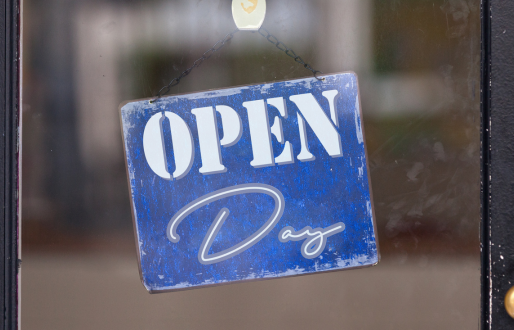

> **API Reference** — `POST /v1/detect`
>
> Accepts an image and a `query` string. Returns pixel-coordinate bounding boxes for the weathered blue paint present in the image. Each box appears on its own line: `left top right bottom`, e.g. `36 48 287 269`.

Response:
120 73 379 293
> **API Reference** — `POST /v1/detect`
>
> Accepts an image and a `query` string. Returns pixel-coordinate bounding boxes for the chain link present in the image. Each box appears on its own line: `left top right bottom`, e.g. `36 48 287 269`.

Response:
151 29 239 103
151 27 324 102
257 27 324 81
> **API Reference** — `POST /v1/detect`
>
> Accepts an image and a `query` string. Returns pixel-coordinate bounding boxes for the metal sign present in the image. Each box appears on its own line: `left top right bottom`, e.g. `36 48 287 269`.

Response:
120 73 379 293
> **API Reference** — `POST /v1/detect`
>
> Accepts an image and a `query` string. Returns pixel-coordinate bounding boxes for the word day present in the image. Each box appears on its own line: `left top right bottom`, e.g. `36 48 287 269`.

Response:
166 184 346 265
143 90 342 180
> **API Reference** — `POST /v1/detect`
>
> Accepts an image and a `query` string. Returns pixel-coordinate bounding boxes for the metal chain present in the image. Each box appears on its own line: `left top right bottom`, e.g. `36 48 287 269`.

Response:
151 29 239 103
257 27 324 81
151 27 324 102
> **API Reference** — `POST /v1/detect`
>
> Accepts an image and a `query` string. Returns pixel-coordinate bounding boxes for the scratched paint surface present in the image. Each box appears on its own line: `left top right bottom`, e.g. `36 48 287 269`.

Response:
120 73 379 292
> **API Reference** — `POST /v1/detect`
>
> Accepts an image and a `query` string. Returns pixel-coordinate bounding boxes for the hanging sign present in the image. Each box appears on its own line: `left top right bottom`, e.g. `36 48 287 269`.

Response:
120 73 379 293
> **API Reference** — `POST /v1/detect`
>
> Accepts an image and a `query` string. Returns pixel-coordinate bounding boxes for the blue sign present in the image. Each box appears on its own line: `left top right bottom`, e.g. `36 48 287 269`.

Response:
120 73 379 293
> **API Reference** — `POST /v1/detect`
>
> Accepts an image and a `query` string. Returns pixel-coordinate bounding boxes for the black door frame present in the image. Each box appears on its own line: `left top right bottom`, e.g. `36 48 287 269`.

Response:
481 0 514 329
0 0 20 328
0 0 510 329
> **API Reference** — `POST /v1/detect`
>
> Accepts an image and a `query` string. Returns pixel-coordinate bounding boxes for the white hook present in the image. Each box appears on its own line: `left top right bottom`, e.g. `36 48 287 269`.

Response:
232 0 266 31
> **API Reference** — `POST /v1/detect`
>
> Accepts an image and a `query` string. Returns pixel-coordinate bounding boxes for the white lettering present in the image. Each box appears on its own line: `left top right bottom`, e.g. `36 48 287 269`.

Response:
166 183 346 264
166 184 285 265
278 222 346 259
191 107 227 175
143 89 346 180
216 105 243 147
289 92 343 161
267 97 294 165
243 100 275 168
322 90 340 128
143 112 194 180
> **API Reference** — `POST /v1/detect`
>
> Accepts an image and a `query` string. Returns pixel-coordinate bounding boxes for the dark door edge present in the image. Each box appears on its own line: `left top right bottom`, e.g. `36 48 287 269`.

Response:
1 0 20 328
480 0 491 328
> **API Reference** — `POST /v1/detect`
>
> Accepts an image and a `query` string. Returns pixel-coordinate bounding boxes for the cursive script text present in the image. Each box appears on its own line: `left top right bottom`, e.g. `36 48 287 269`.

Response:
167 184 285 265
278 223 346 259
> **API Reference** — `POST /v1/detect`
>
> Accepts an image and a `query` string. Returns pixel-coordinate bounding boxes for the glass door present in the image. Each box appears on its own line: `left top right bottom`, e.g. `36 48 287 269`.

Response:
21 1 480 329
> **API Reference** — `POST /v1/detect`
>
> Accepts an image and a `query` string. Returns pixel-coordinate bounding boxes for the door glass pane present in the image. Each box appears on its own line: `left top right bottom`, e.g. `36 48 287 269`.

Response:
21 0 480 329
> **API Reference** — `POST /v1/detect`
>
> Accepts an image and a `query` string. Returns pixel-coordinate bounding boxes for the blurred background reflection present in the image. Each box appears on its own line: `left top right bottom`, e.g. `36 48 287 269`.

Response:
21 0 480 329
